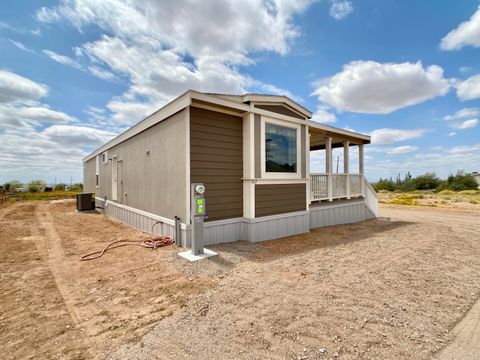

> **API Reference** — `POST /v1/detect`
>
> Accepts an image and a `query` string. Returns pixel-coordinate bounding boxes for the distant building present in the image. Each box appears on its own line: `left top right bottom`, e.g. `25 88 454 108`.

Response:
472 172 480 187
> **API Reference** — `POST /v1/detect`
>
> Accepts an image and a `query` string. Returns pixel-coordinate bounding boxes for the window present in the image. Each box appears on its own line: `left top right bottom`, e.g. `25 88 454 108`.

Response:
95 155 100 187
102 151 109 164
265 122 297 173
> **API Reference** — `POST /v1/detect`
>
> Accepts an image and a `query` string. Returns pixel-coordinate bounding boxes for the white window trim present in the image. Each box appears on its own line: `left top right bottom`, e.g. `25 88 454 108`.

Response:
102 151 109 164
260 115 302 180
95 155 100 188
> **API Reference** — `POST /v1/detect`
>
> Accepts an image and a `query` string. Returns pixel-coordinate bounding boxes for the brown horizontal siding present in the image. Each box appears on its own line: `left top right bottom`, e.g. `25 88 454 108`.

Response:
255 184 306 217
190 107 243 221
255 104 305 119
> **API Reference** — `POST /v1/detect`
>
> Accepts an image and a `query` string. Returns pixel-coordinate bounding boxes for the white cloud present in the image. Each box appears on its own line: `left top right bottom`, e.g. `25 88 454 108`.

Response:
35 0 313 126
448 132 457 136
444 107 479 121
370 128 426 145
0 127 88 183
456 74 480 101
0 104 73 128
365 145 480 181
452 118 479 129
387 145 419 154
88 65 116 81
329 0 353 20
0 70 47 103
459 66 473 73
37 0 311 56
0 70 84 183
42 49 82 69
449 143 480 154
9 39 34 53
313 61 452 114
311 106 336 123
440 7 480 51
42 125 116 147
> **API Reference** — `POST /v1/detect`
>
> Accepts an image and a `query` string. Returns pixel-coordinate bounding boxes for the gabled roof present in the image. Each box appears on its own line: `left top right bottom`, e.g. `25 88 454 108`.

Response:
205 92 312 118
83 90 370 162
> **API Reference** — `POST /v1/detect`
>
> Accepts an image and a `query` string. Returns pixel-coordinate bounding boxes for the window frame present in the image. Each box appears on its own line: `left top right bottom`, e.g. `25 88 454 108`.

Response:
102 151 109 164
95 155 100 188
260 116 302 179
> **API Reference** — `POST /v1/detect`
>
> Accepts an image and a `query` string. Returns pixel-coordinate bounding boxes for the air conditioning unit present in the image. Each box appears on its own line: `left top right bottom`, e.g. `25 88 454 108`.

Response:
76 193 95 211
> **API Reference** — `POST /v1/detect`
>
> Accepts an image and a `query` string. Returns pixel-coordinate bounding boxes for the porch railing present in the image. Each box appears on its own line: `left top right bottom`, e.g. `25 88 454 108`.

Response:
310 173 364 201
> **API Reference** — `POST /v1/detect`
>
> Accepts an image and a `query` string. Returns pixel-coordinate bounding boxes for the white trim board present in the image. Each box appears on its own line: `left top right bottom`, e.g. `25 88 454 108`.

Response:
260 115 302 180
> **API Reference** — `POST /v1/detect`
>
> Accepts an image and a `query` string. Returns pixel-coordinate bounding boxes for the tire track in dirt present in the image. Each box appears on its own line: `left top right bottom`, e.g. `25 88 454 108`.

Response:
33 202 96 358
34 202 82 325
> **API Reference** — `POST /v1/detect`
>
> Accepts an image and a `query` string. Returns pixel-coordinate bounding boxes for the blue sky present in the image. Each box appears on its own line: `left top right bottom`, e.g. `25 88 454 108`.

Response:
0 0 479 184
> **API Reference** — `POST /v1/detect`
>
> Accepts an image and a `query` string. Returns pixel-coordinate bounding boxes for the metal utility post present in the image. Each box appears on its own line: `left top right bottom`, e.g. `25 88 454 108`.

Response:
178 183 217 262
191 183 206 255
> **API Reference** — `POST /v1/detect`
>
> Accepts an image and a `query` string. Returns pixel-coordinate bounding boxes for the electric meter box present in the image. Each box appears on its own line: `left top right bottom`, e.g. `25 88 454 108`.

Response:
178 183 217 261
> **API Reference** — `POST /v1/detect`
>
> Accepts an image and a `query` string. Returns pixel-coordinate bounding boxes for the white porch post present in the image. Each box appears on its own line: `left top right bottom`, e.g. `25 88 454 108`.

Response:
344 141 350 199
243 112 255 218
326 136 333 201
306 128 311 208
359 144 365 196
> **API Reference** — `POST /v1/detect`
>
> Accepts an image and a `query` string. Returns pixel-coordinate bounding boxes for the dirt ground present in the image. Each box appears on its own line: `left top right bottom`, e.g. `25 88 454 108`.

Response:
1 200 480 359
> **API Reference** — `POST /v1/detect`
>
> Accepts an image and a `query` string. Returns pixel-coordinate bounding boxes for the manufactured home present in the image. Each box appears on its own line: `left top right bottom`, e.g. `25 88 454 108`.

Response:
83 91 378 246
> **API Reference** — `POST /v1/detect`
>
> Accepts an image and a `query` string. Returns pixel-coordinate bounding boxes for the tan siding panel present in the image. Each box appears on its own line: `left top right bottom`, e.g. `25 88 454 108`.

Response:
84 109 188 222
190 107 243 221
255 184 306 217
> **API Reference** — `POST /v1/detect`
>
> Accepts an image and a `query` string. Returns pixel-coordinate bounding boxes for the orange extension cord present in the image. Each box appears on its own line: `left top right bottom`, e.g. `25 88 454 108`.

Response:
80 221 174 261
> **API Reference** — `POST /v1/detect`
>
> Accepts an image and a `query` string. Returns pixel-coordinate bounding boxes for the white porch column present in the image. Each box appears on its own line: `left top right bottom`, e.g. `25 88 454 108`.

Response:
306 127 311 209
243 112 255 218
326 136 333 201
344 141 350 199
359 144 365 196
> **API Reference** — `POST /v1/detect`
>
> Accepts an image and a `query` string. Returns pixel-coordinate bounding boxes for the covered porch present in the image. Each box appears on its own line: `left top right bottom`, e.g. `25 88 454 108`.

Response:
308 122 370 203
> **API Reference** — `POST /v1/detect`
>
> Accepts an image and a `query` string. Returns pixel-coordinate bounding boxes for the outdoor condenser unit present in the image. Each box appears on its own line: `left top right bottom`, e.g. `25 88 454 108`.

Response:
76 193 95 211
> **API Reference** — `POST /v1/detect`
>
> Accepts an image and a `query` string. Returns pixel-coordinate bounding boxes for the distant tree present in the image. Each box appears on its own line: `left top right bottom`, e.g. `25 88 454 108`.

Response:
27 180 46 192
407 172 442 191
71 183 83 192
439 171 478 191
374 177 396 191
3 180 23 191
54 183 67 191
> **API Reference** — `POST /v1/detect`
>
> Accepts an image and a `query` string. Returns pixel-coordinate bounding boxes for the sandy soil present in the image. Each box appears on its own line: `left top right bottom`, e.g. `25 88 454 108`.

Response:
0 200 210 360
1 200 480 359
111 205 480 360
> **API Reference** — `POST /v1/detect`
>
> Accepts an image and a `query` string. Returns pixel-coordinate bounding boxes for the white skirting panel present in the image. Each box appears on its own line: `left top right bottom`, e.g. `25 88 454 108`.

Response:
96 198 377 248
309 199 375 229
96 198 185 242
245 211 310 242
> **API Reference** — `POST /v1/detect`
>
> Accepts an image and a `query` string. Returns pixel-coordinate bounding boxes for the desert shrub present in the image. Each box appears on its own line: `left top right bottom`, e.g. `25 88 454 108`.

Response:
458 190 477 195
438 190 454 195
54 183 68 191
3 180 23 191
390 195 419 206
374 178 396 191
27 180 46 192
71 183 83 191
437 171 478 191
